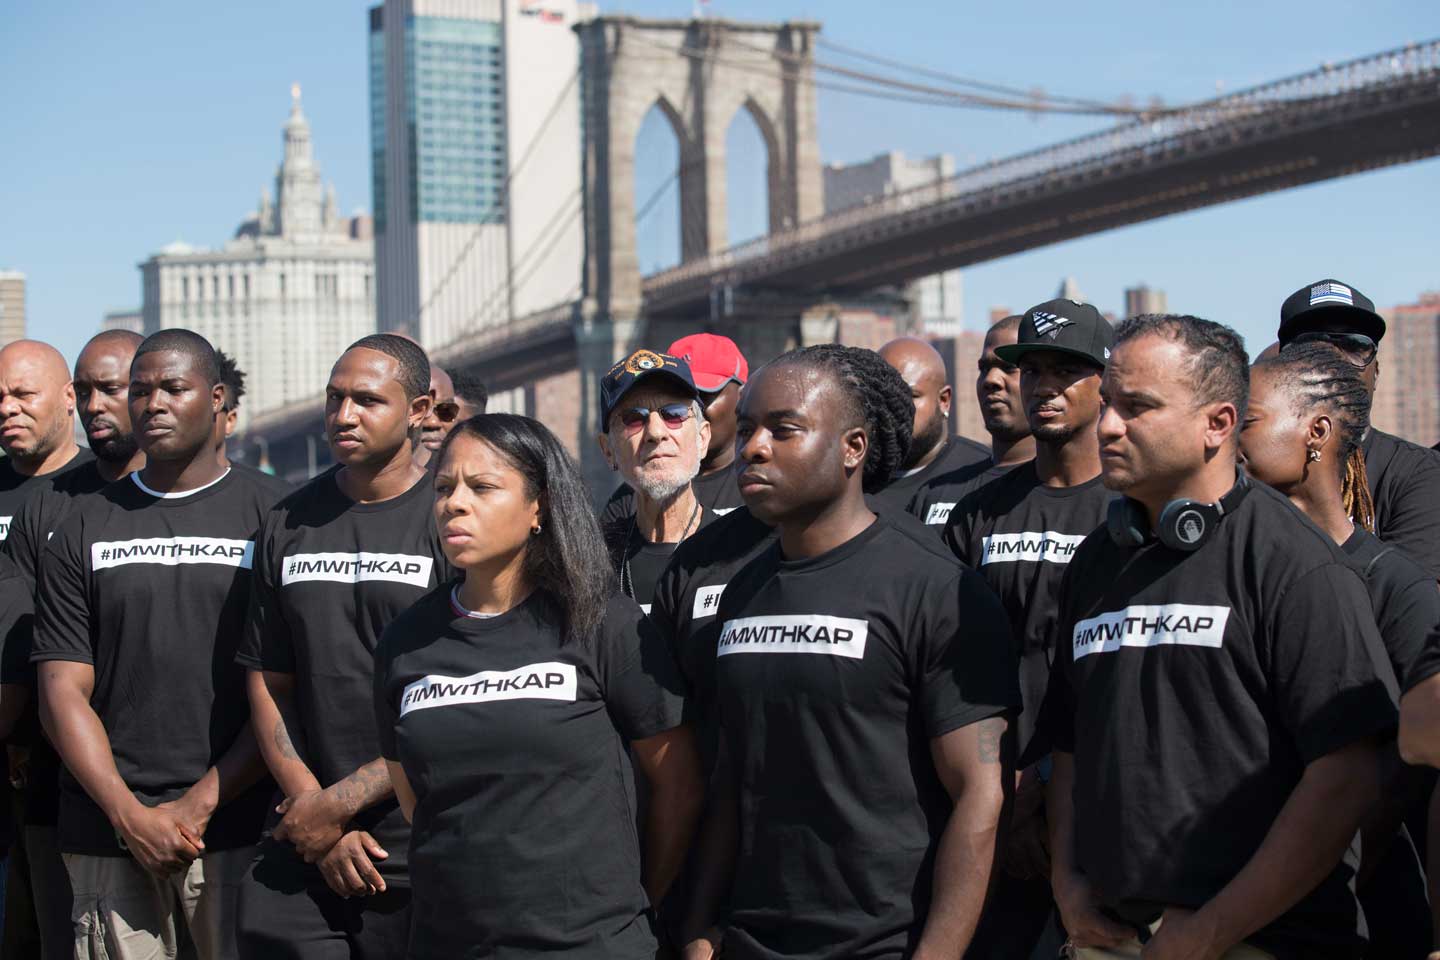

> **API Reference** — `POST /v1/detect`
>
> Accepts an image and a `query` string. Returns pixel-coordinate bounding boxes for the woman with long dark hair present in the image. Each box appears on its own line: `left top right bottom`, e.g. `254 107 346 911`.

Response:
373 414 703 959
1243 341 1438 959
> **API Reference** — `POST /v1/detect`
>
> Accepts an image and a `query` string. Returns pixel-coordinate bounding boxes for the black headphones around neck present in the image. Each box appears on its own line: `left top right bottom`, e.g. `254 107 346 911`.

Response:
1107 472 1251 552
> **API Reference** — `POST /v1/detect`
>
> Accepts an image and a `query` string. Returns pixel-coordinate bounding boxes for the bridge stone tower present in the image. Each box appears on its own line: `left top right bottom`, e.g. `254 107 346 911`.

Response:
573 16 823 485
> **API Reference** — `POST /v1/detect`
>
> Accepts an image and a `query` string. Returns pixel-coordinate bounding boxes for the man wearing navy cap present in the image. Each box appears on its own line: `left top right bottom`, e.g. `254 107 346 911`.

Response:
1278 278 1440 582
596 349 713 614
945 298 1117 959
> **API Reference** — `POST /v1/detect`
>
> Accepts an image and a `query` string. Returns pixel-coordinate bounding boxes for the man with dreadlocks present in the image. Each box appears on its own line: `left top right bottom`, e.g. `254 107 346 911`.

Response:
680 343 1019 960
1243 340 1437 958
943 298 1115 959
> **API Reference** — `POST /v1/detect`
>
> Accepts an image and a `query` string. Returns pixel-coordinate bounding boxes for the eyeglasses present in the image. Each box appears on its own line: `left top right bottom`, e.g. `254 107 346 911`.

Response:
615 403 694 434
433 401 461 423
1286 331 1377 368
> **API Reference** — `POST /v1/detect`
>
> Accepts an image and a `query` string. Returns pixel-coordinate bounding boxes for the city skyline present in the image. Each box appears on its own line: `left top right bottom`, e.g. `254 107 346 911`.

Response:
3 1 1439 375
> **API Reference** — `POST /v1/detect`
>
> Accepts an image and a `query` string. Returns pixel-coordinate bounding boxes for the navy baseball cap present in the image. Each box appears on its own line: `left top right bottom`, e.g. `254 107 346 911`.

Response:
598 349 698 431
995 299 1114 369
1278 279 1386 346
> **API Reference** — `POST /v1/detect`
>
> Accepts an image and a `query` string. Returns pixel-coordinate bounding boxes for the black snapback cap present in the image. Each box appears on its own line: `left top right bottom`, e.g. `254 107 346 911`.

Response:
994 299 1114 369
1277 279 1385 346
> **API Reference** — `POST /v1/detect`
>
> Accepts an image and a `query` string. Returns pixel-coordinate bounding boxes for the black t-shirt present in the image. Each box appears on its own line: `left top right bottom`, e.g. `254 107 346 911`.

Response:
0 555 33 849
2 458 112 828
600 463 747 530
1363 429 1440 581
1044 482 1396 959
31 468 282 855
943 463 1111 762
869 435 991 519
604 505 719 616
713 516 1019 960
374 589 685 959
236 468 450 881
1341 528 1440 694
228 459 295 499
0 447 94 544
910 457 1029 530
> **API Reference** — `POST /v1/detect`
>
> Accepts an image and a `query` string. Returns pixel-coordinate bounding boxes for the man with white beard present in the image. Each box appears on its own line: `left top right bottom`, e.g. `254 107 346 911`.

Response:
596 349 712 615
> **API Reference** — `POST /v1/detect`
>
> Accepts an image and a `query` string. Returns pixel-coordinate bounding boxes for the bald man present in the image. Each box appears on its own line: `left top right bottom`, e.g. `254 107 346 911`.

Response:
871 336 990 518
0 340 92 543
413 365 457 469
3 330 145 960
912 315 1037 529
0 339 93 958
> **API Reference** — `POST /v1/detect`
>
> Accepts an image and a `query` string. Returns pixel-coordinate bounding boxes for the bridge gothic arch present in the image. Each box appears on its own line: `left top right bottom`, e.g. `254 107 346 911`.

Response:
577 16 822 322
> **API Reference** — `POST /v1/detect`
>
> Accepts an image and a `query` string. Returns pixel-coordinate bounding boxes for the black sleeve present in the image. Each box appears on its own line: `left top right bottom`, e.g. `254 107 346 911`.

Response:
1384 574 1440 693
595 597 686 742
1376 454 1440 582
30 515 93 666
912 569 1020 739
3 494 45 586
597 482 634 527
373 628 401 761
235 514 294 673
1039 563 1081 754
0 564 35 687
1408 625 1440 694
942 495 976 566
1268 564 1399 762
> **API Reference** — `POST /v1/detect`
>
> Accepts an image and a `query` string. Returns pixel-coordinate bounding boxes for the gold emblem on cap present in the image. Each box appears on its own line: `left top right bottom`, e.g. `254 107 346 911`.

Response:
625 349 666 374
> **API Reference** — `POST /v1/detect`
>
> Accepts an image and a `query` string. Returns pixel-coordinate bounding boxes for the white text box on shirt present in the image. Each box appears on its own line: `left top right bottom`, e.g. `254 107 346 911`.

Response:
980 531 1086 565
716 614 868 659
400 662 577 716
282 552 433 587
1072 604 1231 660
92 537 254 570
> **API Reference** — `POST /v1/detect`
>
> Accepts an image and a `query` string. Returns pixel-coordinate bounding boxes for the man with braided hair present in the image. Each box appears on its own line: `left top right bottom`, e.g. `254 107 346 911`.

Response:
681 343 1019 960
943 299 1115 959
1243 341 1436 959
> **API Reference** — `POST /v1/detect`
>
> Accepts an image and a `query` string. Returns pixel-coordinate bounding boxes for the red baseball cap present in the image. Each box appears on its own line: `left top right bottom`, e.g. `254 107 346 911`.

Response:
667 333 748 392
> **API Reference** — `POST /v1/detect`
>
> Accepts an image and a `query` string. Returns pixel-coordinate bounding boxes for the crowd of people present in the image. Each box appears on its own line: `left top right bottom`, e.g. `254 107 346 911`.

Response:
0 276 1437 960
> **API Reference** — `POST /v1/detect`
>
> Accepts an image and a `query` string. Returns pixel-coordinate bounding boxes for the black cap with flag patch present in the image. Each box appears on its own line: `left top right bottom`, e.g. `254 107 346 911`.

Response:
1277 278 1385 346
995 299 1114 369
597 348 698 431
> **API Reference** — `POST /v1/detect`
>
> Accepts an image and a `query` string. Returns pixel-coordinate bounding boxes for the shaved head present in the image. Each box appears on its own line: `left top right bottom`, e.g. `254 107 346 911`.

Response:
0 339 78 471
879 337 953 469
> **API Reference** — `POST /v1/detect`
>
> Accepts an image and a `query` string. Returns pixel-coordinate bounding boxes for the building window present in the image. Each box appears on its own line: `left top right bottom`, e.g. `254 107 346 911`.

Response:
280 273 287 298
181 277 190 300
243 275 251 299
228 276 235 299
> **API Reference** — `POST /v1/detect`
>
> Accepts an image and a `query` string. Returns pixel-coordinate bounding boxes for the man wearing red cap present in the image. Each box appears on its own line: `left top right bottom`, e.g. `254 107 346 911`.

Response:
599 334 748 530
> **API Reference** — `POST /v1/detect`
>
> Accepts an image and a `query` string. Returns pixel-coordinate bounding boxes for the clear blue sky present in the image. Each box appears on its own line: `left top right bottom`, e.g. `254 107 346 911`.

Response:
3 0 1438 372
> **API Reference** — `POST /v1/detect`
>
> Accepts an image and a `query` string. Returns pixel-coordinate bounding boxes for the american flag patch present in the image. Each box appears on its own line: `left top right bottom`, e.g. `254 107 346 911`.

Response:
1310 282 1354 307
1032 311 1073 338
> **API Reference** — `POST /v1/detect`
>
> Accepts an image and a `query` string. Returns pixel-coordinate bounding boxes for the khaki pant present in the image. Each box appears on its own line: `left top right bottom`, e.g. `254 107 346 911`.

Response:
64 847 252 960
1070 920 1275 959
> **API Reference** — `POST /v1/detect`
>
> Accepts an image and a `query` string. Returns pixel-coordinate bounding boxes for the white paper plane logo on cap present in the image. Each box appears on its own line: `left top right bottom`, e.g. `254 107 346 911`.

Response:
1032 311 1073 338
1309 282 1354 307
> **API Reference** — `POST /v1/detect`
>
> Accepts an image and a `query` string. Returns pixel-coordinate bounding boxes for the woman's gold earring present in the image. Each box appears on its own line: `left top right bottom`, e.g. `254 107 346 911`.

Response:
1307 449 1321 463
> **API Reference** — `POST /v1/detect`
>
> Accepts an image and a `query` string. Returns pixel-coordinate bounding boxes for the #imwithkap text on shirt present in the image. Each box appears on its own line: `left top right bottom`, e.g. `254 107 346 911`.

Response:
32 468 282 855
712 516 1019 960
236 467 450 881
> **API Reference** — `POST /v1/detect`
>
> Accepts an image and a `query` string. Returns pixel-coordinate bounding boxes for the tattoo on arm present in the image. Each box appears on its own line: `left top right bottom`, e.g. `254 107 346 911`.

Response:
273 719 300 761
329 760 394 817
977 717 1005 764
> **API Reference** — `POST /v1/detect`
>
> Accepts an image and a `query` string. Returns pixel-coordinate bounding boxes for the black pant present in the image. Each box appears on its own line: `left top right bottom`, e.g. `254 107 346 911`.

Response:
965 871 1059 960
236 840 411 960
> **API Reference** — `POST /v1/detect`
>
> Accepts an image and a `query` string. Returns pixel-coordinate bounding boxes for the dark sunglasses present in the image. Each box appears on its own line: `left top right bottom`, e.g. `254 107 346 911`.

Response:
433 401 461 423
1285 331 1377 368
615 402 694 434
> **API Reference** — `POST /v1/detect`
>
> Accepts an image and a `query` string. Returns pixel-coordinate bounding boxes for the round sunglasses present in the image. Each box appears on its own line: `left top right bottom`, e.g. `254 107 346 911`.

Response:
615 402 695 435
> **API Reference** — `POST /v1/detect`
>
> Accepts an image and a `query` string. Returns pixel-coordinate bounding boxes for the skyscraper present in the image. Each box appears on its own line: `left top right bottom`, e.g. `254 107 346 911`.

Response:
369 0 588 350
1372 292 1440 446
1124 284 1168 318
0 271 24 346
140 88 374 427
